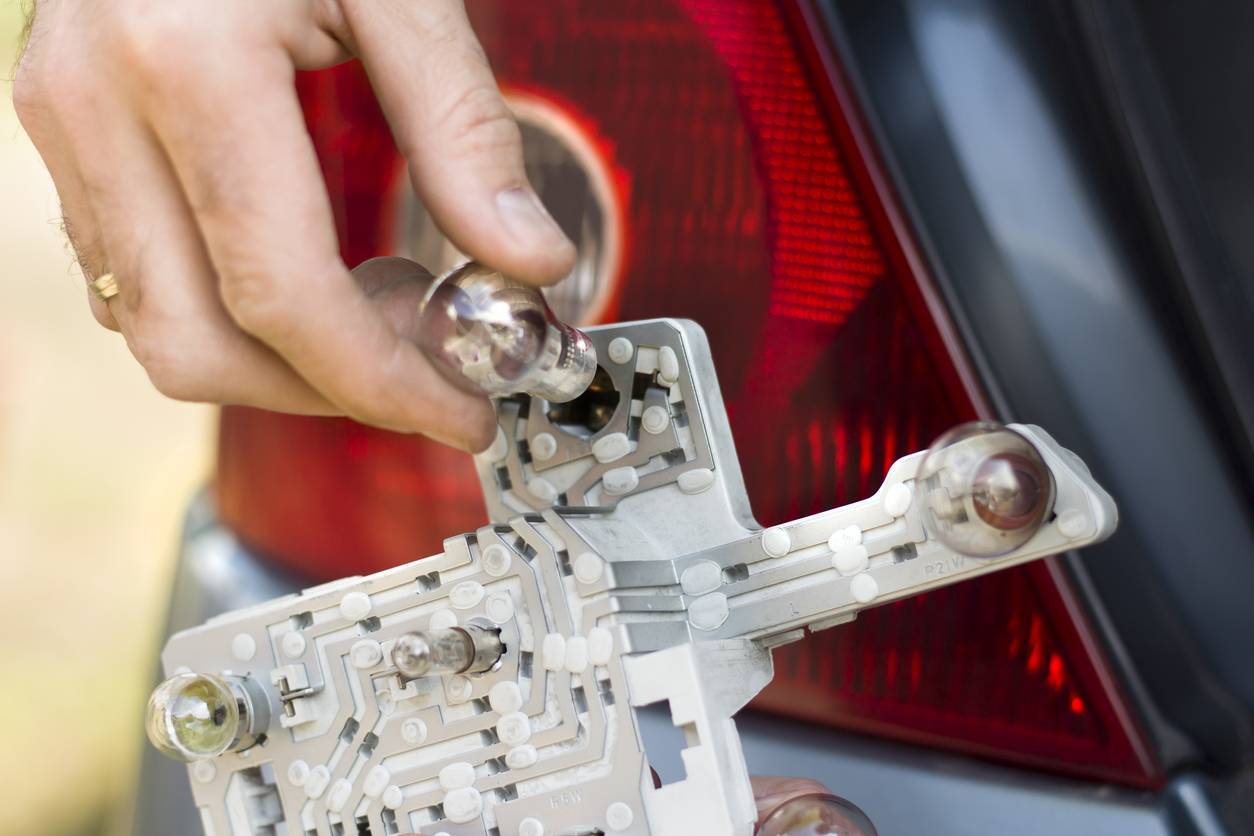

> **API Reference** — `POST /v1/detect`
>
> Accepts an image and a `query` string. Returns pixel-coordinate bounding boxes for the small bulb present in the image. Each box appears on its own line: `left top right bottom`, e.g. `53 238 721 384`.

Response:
913 422 1054 557
146 673 241 762
757 793 877 836
392 626 504 679
415 262 597 402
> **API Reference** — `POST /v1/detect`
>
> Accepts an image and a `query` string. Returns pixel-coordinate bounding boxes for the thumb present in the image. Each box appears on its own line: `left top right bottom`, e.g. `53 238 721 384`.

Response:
341 0 576 285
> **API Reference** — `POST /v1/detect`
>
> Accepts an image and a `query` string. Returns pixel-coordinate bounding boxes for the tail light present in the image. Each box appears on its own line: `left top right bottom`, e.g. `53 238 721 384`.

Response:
216 0 1161 787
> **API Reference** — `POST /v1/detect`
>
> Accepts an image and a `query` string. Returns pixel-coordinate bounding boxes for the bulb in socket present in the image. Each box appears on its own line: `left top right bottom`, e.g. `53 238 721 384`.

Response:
392 625 504 679
415 261 597 403
146 673 241 762
913 422 1055 558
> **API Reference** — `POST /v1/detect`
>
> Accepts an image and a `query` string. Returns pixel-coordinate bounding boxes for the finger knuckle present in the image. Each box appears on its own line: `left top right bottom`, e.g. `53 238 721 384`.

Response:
219 267 290 336
87 302 120 332
10 64 37 119
217 250 317 338
11 57 49 126
116 11 199 78
131 338 208 402
436 83 521 160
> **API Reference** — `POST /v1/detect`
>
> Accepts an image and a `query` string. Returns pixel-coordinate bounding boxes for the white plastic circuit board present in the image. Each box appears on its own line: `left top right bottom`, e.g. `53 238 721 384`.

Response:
156 319 1117 836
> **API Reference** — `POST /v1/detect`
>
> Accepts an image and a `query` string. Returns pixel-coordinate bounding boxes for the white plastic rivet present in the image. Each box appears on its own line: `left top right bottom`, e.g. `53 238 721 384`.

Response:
564 636 589 674
363 766 390 799
883 483 913 518
519 817 545 836
192 760 216 784
231 633 256 662
281 631 307 658
506 744 538 769
481 427 509 463
429 609 458 630
340 591 372 622
439 761 476 791
602 466 639 496
592 432 631 463
497 711 532 746
481 543 512 577
527 477 558 504
588 627 614 666
850 573 879 604
287 760 310 787
832 544 870 577
761 527 791 557
400 718 428 745
573 552 605 584
447 675 473 702
382 785 403 810
327 779 352 813
681 561 722 596
606 801 635 831
658 346 680 385
450 581 485 610
1058 508 1090 538
542 633 567 671
489 681 524 714
444 787 483 824
607 337 634 365
677 468 716 494
641 404 670 435
486 592 515 624
688 593 730 631
350 639 383 669
828 525 863 549
305 765 331 799
531 433 557 461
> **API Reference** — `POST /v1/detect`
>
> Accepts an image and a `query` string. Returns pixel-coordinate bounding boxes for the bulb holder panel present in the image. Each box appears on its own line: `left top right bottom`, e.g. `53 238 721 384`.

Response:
153 320 1117 836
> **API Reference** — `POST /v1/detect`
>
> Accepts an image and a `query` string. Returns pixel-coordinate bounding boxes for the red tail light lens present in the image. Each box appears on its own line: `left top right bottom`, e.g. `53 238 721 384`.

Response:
216 0 1161 787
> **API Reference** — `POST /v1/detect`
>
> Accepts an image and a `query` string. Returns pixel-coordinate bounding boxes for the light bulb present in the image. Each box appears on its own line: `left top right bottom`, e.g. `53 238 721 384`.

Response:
757 793 877 836
415 262 597 403
146 672 270 762
912 422 1054 558
146 673 241 762
392 626 504 679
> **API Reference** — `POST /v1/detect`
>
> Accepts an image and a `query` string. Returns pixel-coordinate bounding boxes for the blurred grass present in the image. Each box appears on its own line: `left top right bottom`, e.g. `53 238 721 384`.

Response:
1 2 214 834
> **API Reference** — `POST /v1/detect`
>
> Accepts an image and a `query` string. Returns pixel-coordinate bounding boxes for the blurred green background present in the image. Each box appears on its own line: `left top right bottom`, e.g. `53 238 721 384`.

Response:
1 2 214 833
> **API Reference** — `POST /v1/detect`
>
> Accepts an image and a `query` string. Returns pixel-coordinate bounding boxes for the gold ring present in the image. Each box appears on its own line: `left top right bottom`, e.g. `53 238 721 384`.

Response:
89 272 119 302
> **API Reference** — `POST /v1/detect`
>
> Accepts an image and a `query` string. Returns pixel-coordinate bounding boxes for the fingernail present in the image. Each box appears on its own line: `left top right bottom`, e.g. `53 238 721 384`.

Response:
495 187 573 252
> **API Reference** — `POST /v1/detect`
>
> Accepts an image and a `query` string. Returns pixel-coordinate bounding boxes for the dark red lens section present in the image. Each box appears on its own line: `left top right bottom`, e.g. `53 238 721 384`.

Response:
757 559 1159 786
215 0 1160 787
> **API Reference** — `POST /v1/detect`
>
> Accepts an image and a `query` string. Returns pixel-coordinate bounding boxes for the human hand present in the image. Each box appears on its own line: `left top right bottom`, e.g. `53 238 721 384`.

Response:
13 0 576 452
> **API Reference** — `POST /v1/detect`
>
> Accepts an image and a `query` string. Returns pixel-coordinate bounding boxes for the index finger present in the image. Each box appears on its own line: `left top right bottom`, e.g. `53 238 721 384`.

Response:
342 0 577 285
142 43 496 449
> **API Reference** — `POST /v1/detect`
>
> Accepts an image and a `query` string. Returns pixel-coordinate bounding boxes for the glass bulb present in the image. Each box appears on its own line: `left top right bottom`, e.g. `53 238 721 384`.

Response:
912 422 1054 558
392 626 504 679
146 673 241 762
757 793 877 836
415 261 597 402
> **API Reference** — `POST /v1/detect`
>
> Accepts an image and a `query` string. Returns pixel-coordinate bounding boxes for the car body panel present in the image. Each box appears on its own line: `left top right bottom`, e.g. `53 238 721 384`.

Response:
822 0 1254 776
